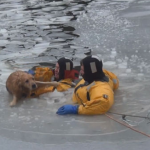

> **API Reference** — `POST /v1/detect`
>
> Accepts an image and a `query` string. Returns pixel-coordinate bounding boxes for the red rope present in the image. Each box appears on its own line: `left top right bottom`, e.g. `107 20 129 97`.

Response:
105 113 150 138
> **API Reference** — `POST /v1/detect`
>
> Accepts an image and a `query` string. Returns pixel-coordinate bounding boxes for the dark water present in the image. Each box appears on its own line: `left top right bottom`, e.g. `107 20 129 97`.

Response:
0 0 93 70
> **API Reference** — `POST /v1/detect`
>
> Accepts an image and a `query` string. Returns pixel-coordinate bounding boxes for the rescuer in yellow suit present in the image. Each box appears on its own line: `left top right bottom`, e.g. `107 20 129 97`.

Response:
27 57 79 97
56 55 119 115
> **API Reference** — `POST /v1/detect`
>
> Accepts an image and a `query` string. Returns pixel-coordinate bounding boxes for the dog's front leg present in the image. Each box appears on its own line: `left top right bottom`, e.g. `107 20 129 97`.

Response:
10 95 17 107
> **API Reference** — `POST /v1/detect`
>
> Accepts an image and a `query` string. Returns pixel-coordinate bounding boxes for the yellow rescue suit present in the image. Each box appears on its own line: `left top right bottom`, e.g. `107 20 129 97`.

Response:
72 69 119 115
30 67 74 97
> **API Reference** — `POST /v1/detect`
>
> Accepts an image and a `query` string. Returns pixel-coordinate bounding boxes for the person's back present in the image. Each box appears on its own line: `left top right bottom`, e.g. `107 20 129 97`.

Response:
103 69 119 90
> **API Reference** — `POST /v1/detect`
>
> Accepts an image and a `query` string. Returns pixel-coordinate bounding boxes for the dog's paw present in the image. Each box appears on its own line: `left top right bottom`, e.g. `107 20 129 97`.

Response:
9 101 16 107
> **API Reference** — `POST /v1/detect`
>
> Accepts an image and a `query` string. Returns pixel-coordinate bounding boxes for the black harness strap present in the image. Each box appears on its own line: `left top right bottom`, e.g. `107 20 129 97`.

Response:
87 92 90 101
74 76 109 101
87 76 109 101
99 76 109 82
74 81 89 93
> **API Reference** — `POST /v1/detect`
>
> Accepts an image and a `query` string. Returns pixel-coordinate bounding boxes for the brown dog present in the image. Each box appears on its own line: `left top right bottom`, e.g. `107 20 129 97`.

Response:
6 71 37 106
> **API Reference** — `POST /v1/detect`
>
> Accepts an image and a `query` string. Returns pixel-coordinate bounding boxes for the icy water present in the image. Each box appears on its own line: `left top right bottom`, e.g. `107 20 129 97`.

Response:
0 0 150 149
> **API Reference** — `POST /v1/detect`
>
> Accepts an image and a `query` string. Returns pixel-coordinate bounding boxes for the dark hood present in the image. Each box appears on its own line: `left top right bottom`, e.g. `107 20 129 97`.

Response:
57 57 73 81
81 55 105 84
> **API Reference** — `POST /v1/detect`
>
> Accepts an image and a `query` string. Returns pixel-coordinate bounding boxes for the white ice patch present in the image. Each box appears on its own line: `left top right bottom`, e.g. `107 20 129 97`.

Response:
110 48 117 58
0 40 9 46
30 43 49 55
39 90 68 104
137 73 144 76
126 69 132 73
104 61 116 68
92 55 100 61
122 11 150 18
118 62 127 69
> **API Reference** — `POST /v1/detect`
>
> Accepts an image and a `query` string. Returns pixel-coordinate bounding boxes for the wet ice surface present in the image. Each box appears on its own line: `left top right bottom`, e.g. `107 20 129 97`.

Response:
0 0 150 149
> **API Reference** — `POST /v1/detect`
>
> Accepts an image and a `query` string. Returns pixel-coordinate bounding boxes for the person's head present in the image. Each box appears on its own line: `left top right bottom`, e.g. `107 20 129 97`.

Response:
54 57 73 81
80 55 105 84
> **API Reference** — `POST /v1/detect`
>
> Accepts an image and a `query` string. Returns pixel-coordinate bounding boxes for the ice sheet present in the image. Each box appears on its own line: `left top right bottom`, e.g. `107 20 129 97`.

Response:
0 0 150 149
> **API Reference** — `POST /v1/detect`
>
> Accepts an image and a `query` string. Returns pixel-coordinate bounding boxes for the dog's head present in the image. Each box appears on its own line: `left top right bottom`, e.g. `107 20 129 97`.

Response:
19 73 37 90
